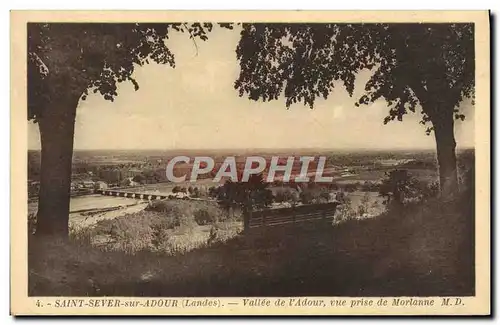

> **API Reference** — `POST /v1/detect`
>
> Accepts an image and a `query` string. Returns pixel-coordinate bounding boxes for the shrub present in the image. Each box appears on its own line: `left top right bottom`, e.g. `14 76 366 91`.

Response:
343 183 358 193
320 190 331 202
208 186 218 198
357 192 371 216
150 222 170 252
333 198 357 224
194 207 219 225
289 191 300 207
94 214 154 253
421 181 439 199
360 181 379 192
252 188 274 209
197 186 208 198
145 200 192 227
191 187 202 198
207 226 218 246
274 188 296 203
215 174 274 211
300 191 314 205
299 187 331 204
132 174 146 184
335 191 348 203
379 169 422 207
328 182 339 191
206 223 242 246
28 212 37 235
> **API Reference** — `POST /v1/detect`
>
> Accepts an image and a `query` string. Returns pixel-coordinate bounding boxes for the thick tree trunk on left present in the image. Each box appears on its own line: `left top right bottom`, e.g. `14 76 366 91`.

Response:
35 95 79 238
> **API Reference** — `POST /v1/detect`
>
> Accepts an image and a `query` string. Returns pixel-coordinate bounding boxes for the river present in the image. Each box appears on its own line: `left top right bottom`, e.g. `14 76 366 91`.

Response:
28 194 148 228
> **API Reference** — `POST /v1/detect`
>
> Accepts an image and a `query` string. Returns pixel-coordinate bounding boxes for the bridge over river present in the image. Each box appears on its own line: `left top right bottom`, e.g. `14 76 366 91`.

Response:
95 189 212 202
95 189 172 201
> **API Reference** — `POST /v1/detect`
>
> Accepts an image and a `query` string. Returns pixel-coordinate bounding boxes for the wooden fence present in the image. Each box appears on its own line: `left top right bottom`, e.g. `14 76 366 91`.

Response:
246 202 340 229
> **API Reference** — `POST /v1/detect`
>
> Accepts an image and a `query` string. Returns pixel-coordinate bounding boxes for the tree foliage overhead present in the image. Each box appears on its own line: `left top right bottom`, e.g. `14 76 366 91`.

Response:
234 23 474 134
28 22 215 122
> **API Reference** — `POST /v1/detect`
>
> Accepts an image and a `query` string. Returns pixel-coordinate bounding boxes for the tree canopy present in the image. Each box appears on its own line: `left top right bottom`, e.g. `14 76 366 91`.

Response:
216 174 274 211
28 22 215 122
234 23 474 133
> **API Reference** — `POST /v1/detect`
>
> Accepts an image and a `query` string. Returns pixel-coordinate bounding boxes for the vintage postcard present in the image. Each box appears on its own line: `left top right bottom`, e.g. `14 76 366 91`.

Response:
11 10 490 316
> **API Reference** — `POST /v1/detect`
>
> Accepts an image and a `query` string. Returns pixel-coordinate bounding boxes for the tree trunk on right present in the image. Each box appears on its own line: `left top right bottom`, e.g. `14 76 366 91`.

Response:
432 113 459 199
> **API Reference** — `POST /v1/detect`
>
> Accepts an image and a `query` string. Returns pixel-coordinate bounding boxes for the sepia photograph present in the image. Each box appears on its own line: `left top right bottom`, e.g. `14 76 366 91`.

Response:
11 10 490 315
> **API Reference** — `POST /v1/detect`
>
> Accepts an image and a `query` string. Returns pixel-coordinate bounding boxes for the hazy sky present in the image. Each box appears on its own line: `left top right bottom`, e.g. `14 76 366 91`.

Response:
28 26 474 150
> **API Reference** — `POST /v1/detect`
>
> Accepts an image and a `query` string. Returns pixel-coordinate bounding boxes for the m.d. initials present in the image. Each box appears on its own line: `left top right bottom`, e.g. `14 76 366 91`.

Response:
441 298 464 306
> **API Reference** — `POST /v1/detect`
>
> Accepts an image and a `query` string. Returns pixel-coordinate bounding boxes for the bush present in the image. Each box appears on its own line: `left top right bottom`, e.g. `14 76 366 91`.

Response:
328 182 339 191
150 222 171 252
132 174 146 184
343 183 358 193
194 207 219 225
333 198 357 224
94 213 157 253
274 188 297 203
421 181 439 199
191 187 204 198
357 192 371 216
69 224 97 246
335 191 348 203
207 226 218 246
320 190 331 202
208 186 218 198
206 223 242 246
92 200 205 253
28 213 37 235
299 187 331 205
300 191 314 205
93 208 199 254
379 169 422 207
360 181 379 192
145 200 192 227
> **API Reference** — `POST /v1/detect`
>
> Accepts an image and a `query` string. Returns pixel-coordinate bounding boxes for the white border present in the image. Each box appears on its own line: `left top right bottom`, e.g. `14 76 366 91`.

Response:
3 3 498 325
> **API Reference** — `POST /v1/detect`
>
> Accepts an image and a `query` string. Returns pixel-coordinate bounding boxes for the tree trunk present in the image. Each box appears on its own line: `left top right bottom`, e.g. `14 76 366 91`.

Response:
432 113 459 199
35 96 78 238
242 206 250 233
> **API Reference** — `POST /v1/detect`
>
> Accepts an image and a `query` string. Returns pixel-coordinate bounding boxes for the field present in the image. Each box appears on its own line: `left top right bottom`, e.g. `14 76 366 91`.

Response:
334 168 438 183
28 194 475 297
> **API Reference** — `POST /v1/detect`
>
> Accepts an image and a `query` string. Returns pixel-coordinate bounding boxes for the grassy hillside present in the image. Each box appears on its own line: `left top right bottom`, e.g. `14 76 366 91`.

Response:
29 190 474 297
